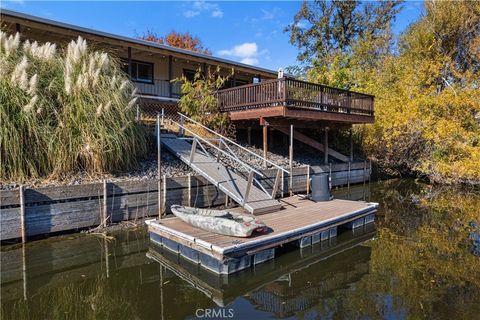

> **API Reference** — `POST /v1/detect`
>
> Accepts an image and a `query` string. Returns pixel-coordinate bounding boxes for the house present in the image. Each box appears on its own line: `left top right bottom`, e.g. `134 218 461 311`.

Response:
1 9 374 165
1 9 277 112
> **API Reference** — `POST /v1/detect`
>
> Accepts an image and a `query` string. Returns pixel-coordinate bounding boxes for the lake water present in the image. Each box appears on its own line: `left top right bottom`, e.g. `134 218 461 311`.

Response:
1 179 479 319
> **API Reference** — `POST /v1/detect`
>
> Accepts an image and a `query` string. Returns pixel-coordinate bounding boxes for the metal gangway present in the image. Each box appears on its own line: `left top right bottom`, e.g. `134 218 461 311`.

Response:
160 113 289 215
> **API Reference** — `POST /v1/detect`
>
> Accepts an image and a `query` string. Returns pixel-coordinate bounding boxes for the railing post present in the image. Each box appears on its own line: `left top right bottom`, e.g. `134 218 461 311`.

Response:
243 171 254 205
157 113 162 219
189 137 198 164
271 169 282 199
289 124 294 196
179 114 184 137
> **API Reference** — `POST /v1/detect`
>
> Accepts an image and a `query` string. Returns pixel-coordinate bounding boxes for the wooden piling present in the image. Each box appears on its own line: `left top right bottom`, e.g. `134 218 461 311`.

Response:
289 124 293 196
363 160 367 186
157 113 162 218
324 127 329 165
163 174 167 214
349 128 354 162
347 162 351 189
263 125 268 168
22 244 27 300
102 180 108 227
19 185 26 243
104 237 110 278
306 165 310 196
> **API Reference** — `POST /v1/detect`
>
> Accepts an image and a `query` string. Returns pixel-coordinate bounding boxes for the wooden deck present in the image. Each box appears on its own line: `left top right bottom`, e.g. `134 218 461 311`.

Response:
217 78 374 125
146 196 377 274
161 135 282 215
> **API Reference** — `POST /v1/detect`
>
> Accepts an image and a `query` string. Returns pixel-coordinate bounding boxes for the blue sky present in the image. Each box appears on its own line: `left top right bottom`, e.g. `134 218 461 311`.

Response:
1 1 424 70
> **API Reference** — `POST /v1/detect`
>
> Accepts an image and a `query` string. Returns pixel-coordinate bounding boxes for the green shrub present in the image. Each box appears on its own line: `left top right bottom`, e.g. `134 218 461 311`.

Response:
0 32 147 182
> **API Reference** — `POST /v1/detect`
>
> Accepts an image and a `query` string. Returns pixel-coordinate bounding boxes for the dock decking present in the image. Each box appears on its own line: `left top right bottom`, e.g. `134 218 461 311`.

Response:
146 196 378 274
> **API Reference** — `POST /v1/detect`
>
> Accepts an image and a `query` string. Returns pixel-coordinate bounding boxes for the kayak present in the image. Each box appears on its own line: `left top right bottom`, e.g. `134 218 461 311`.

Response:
170 205 267 237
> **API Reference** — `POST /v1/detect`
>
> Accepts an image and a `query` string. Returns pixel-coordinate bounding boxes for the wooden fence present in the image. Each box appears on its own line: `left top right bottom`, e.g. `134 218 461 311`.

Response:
0 162 371 242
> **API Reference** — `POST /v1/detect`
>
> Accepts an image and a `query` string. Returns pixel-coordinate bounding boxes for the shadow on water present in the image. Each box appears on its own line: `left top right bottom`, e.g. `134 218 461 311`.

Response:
1 179 479 319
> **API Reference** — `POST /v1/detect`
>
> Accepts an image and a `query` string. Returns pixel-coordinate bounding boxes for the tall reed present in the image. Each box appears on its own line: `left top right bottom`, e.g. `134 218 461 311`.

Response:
0 32 147 182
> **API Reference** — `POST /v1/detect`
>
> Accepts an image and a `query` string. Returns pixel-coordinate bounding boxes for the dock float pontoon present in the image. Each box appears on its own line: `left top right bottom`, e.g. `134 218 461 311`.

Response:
146 196 378 274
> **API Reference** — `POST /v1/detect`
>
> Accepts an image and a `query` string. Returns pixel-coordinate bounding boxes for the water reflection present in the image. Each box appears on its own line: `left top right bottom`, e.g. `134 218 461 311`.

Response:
1 179 479 319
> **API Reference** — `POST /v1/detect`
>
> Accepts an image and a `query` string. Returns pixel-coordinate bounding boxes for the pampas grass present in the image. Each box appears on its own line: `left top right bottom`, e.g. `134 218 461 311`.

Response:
0 32 147 182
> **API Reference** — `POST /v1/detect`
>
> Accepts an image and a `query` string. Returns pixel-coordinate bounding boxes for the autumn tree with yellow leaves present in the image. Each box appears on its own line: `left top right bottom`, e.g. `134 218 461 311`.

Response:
287 0 480 185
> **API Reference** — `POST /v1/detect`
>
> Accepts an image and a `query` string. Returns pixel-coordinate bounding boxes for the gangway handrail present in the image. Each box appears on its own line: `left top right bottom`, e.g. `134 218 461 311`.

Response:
170 119 265 178
177 112 290 174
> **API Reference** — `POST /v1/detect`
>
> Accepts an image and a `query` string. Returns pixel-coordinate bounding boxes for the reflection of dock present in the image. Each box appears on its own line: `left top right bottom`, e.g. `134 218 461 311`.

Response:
147 224 375 307
147 195 377 274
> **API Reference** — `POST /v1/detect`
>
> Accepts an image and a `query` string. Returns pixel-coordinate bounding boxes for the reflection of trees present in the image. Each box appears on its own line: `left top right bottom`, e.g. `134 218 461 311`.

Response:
314 180 480 319
1 275 139 320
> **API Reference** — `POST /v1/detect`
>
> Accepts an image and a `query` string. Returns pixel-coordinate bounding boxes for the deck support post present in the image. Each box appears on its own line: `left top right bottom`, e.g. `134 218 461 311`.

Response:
349 128 354 162
168 55 173 98
247 127 252 145
289 124 294 196
269 127 274 150
19 185 26 243
324 127 329 165
157 113 162 219
263 124 268 168
16 23 21 33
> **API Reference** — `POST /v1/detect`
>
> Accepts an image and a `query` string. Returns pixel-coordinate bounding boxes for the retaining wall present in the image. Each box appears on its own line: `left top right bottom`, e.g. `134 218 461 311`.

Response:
0 162 370 241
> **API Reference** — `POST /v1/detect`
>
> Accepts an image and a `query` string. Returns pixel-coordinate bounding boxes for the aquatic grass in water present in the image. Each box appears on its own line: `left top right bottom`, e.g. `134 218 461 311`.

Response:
0 32 147 181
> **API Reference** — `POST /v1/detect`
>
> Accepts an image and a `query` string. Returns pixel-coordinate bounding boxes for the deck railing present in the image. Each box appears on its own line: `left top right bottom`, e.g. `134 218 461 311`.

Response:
217 78 374 116
135 79 182 99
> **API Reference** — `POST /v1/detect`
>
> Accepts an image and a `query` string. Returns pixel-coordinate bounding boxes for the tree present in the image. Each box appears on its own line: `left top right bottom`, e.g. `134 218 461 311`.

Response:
139 30 211 55
175 67 233 136
286 0 480 185
285 0 402 64
362 1 480 184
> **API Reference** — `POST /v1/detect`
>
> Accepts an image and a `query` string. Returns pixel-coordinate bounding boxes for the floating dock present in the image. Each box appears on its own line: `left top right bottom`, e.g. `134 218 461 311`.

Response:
147 224 375 307
146 196 378 274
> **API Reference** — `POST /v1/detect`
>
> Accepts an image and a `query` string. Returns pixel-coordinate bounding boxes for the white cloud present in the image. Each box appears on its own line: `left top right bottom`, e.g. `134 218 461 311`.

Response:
240 57 259 65
184 10 200 18
183 1 223 19
211 9 223 18
219 42 268 66
261 7 283 20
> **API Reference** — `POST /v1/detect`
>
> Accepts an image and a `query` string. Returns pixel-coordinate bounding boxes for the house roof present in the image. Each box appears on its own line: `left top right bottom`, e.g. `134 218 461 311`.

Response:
1 9 283 77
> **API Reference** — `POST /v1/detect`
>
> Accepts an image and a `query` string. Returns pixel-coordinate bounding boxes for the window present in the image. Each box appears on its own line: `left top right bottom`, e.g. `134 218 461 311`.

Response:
223 78 249 89
183 69 196 82
121 59 154 83
253 76 261 84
